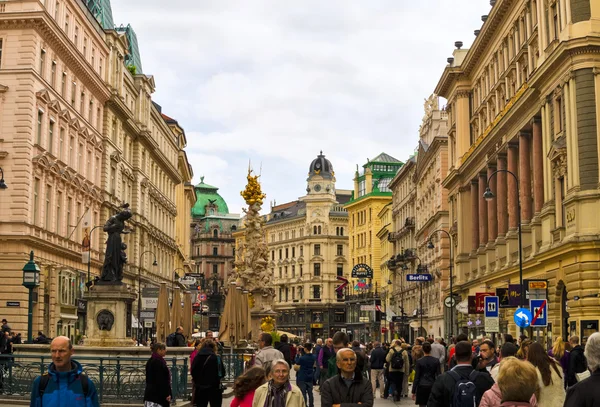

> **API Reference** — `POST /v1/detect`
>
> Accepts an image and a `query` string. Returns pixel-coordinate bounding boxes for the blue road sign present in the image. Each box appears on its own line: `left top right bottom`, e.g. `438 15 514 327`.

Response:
406 274 433 282
484 296 499 318
530 299 548 327
514 308 532 328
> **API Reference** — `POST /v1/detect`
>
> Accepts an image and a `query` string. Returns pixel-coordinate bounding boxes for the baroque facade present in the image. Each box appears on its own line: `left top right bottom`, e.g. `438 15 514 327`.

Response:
435 0 600 340
345 153 403 342
0 0 194 342
264 153 351 341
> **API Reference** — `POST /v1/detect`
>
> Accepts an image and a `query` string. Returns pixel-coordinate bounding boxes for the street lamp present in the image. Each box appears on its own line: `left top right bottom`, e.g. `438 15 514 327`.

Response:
483 169 524 333
427 229 454 340
138 251 157 344
411 256 428 338
22 251 40 343
0 167 7 189
171 267 187 294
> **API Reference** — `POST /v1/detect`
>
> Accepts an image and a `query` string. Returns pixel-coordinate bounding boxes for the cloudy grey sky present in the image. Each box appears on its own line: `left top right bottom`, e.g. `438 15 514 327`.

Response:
110 1 491 214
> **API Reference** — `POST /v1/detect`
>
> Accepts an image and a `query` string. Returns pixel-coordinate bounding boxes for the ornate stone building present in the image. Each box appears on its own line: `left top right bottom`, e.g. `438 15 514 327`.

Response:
346 153 403 342
376 202 393 342
435 0 600 340
264 153 351 341
0 0 194 341
190 178 240 332
388 156 417 341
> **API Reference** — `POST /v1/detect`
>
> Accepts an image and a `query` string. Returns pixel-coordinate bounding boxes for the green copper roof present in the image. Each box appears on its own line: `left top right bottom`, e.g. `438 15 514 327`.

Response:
191 177 229 218
84 0 115 30
115 24 144 74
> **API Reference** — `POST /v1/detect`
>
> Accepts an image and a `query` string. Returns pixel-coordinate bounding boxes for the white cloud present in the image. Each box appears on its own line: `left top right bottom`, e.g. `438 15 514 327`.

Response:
110 0 492 214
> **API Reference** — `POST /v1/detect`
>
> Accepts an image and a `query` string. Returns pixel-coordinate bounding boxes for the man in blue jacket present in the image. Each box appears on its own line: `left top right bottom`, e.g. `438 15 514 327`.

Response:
30 336 99 407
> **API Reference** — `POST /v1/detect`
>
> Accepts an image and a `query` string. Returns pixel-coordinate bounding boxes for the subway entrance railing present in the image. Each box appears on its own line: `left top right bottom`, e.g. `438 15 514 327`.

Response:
0 352 246 403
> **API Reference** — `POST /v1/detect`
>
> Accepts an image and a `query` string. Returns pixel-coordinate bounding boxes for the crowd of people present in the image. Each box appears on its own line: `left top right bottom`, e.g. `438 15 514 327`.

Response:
21 327 600 407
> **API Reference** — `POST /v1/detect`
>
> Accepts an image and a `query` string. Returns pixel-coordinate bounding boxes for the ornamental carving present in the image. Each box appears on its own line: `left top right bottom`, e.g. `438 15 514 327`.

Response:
547 135 567 178
97 310 115 331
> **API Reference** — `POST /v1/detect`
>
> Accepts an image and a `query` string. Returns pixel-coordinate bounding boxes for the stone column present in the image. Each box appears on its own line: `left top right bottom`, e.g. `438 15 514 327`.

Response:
471 180 479 251
487 165 498 242
508 144 519 230
497 154 508 236
478 173 488 246
519 131 533 222
532 117 544 214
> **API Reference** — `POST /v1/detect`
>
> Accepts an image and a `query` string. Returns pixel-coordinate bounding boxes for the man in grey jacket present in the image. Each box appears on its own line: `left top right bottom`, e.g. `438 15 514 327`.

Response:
321 348 373 407
430 337 446 372
254 333 284 367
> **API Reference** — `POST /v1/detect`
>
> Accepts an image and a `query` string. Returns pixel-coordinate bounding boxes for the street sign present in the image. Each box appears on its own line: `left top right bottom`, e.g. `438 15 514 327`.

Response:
179 277 197 286
406 274 432 282
530 299 548 327
199 293 208 301
485 317 499 332
360 304 376 311
484 296 499 318
444 296 456 308
6 301 20 307
352 264 373 278
514 307 532 328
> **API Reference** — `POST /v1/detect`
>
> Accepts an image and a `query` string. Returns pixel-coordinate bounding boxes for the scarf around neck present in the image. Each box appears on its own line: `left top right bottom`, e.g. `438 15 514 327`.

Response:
263 379 291 407
151 352 171 384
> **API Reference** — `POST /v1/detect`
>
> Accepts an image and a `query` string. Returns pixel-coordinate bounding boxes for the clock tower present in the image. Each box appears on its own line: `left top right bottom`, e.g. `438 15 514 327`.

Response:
305 151 336 200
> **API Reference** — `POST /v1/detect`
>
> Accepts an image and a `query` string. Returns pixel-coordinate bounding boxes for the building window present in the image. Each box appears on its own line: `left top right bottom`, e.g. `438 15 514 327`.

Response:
292 287 295 299
314 244 321 256
337 244 343 256
80 91 84 112
56 191 62 235
59 271 77 306
271 250 275 261
340 227 344 236
279 267 282 278
59 128 64 160
33 179 40 225
66 197 72 235
291 265 295 278
51 61 56 87
279 288 283 302
298 287 303 300
212 247 218 256
45 185 52 229
0 39 2 68
48 121 54 154
37 110 43 145
279 249 282 259
337 264 343 276
285 248 289 258
292 247 295 258
212 264 218 275
314 263 321 277
88 100 93 122
285 288 288 302
312 285 321 299
61 72 67 96
39 49 46 77
71 81 76 106
299 246 303 256
300 265 303 276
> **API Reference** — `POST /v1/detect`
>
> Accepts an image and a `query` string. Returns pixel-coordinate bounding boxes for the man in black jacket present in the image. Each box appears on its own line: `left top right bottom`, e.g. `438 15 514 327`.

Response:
567 335 588 386
427 341 494 407
321 348 374 407
276 334 292 367
369 341 387 398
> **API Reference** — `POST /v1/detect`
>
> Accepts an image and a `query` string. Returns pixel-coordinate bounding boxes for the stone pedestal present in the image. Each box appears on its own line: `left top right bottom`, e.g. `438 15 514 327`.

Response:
249 294 277 342
83 283 138 347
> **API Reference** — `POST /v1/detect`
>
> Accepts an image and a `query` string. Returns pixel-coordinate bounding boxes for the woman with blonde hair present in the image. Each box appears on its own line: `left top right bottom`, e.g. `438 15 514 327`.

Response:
480 357 539 407
548 337 569 388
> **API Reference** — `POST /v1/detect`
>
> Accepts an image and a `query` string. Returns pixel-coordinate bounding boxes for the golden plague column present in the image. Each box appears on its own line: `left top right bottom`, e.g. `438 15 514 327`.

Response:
231 170 276 340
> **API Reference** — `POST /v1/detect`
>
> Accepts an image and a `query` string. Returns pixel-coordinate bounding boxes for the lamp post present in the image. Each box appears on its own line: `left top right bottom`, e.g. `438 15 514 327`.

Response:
427 229 454 340
171 267 187 295
0 167 7 189
22 251 40 343
85 225 103 290
138 250 157 344
483 169 524 333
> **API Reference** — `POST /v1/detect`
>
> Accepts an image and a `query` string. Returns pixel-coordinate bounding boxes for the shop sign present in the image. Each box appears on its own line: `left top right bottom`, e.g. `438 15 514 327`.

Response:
311 323 323 329
508 285 522 307
351 264 373 279
525 279 548 300
496 288 510 307
144 321 153 328
475 293 494 314
468 296 476 314
360 304 376 311
140 311 155 320
359 317 369 322
77 299 87 313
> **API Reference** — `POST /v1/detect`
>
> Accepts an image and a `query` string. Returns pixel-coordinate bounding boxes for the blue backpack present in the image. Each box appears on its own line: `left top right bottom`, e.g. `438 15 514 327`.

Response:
448 370 479 407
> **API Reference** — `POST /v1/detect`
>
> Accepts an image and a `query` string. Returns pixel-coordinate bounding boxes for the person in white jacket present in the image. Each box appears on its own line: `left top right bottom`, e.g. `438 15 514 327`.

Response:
526 342 565 407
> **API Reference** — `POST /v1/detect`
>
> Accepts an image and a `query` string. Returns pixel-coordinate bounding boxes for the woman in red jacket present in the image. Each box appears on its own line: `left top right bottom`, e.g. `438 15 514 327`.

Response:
230 367 267 407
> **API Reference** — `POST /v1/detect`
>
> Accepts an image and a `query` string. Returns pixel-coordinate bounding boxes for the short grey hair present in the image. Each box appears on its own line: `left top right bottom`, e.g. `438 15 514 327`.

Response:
335 348 354 363
584 332 600 372
316 338 323 345
271 359 290 371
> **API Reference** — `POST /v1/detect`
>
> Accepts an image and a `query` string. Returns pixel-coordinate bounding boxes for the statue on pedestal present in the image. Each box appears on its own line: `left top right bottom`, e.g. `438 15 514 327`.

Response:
100 204 132 283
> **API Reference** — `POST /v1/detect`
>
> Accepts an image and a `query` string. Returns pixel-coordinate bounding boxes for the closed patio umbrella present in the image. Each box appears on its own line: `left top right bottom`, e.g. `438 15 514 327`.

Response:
219 285 251 348
155 282 169 344
183 291 193 341
170 286 182 333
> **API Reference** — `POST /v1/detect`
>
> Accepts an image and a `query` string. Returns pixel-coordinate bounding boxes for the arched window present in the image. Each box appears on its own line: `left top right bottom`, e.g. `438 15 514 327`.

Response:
340 227 344 236
317 225 322 234
213 229 218 238
231 225 237 231
313 226 317 235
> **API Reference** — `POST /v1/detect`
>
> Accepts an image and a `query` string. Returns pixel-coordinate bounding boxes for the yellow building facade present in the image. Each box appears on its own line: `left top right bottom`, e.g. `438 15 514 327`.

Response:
436 0 600 340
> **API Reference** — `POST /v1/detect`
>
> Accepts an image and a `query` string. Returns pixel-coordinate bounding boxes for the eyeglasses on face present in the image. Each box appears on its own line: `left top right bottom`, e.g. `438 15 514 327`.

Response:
341 358 357 363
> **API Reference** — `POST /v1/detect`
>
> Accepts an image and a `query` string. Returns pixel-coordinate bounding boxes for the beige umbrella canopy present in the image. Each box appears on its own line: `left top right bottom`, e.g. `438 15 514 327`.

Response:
155 282 169 344
183 291 193 341
170 286 182 333
219 286 251 347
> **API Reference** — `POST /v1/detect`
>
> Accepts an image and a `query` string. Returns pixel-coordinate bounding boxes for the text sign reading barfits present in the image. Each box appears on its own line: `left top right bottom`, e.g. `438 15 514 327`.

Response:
484 296 499 318
406 274 433 282
351 264 373 279
530 299 548 327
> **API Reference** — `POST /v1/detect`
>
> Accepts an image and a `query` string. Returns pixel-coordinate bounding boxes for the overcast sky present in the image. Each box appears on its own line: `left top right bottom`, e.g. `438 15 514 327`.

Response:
110 1 492 214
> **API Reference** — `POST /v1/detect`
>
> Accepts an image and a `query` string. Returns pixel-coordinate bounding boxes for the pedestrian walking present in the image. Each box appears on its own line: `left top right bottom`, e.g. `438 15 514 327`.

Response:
490 342 518 382
320 348 373 407
566 335 587 386
276 335 293 368
230 367 266 407
427 341 494 407
143 342 172 407
252 359 305 407
294 343 316 407
317 338 334 385
475 340 499 373
192 339 225 407
480 357 539 407
548 337 569 388
255 333 285 368
385 339 409 401
29 336 99 407
564 331 600 406
430 338 446 372
526 342 565 407
411 341 440 407
369 341 387 398
312 339 323 386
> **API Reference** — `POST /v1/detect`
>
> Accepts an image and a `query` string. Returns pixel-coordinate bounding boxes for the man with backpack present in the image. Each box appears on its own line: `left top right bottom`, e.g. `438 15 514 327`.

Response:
428 341 494 407
385 339 409 402
166 326 187 347
29 336 99 407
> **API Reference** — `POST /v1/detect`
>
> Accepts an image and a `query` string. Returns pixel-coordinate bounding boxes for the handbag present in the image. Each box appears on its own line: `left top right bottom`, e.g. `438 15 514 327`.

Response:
293 364 300 372
576 369 591 382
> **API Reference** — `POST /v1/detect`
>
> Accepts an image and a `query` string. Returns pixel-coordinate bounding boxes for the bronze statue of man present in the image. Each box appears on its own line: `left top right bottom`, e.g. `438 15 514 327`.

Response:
100 204 132 283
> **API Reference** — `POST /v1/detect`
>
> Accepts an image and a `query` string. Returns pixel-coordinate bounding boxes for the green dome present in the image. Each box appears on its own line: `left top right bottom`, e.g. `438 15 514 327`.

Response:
191 177 230 218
